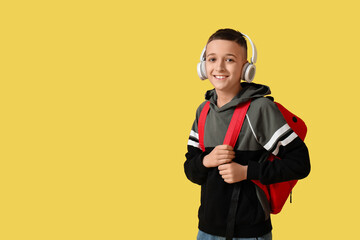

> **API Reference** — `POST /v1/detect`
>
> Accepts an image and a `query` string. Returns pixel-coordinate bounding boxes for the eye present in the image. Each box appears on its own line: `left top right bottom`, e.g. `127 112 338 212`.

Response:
226 58 235 62
208 58 216 62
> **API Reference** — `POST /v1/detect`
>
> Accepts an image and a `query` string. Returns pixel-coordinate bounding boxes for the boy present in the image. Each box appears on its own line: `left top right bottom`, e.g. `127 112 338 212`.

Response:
184 29 310 240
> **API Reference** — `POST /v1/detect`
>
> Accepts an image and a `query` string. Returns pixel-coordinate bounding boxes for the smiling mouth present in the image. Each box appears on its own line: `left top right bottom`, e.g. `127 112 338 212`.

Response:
214 75 228 79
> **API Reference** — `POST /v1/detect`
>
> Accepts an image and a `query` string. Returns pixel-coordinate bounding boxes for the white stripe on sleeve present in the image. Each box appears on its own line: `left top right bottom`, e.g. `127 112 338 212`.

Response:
190 130 199 140
188 139 200 149
264 124 291 151
272 132 298 155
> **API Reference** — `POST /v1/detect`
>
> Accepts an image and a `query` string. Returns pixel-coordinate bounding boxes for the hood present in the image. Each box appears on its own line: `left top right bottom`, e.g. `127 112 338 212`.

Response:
205 82 271 112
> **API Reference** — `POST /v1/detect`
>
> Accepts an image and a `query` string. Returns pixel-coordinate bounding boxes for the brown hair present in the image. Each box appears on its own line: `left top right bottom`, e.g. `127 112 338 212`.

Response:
207 28 247 54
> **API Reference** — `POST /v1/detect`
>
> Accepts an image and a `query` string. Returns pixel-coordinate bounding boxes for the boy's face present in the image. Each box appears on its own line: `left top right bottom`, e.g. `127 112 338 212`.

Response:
205 40 247 93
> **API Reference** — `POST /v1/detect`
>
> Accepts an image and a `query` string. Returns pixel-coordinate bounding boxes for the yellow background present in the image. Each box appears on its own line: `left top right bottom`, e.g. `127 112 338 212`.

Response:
1 0 359 239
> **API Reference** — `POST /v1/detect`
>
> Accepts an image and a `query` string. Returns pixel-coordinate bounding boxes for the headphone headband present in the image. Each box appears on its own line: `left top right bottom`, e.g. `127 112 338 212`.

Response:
241 33 257 64
200 46 206 61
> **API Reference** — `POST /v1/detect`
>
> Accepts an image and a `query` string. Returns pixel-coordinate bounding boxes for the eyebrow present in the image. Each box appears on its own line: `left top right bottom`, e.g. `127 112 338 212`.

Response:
206 53 237 58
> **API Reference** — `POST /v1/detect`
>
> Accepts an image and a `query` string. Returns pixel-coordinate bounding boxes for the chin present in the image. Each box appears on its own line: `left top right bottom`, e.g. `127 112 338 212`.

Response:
213 85 230 92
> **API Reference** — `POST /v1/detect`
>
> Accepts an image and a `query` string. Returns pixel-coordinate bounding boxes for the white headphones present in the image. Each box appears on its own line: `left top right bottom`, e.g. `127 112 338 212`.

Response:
197 33 257 83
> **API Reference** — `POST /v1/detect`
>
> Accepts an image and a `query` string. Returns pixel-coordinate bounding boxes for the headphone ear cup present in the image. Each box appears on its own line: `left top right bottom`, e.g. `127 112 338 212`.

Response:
241 62 256 83
197 61 207 80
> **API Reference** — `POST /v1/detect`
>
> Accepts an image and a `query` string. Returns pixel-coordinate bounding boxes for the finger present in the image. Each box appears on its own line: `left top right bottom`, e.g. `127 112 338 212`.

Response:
221 173 231 180
216 149 235 154
216 159 232 167
221 174 233 182
218 164 227 171
221 158 233 164
222 144 234 150
216 152 235 160
219 169 229 175
216 150 235 157
215 160 226 167
217 157 235 164
218 163 230 171
217 145 234 150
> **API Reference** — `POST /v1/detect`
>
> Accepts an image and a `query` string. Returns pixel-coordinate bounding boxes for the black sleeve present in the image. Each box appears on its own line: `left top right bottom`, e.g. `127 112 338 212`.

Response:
248 137 311 184
246 98 311 184
184 146 209 185
184 101 210 185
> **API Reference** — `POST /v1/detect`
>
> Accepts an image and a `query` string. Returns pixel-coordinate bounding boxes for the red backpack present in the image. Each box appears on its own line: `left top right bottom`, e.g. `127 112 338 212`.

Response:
198 100 307 214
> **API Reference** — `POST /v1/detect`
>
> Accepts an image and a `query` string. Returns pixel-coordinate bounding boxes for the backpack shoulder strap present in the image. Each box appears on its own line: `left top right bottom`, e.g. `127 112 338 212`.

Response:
223 101 251 147
198 100 251 152
198 101 210 152
223 100 251 240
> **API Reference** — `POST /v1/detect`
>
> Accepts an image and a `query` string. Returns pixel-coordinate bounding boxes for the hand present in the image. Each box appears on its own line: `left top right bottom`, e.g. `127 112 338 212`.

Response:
218 162 248 184
203 145 235 168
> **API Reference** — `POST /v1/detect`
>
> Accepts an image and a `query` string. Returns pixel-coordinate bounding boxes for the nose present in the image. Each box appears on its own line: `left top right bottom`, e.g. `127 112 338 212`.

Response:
215 59 225 71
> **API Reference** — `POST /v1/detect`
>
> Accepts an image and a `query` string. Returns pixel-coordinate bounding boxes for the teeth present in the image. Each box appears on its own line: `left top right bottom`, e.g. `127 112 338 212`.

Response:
215 75 226 79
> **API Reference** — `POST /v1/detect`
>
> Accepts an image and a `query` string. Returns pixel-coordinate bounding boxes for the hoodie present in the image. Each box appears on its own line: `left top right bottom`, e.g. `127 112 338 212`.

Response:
184 82 310 238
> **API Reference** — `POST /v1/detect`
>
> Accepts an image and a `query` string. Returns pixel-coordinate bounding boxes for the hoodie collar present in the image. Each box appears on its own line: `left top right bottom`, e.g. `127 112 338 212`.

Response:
205 82 271 112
